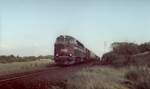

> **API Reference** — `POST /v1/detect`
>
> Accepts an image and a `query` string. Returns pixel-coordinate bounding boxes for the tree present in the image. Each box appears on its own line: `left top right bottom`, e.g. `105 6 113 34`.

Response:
111 42 140 55
139 42 150 53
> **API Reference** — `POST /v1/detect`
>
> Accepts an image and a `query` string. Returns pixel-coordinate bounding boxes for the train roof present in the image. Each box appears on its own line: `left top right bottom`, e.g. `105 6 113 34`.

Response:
57 35 75 40
56 35 84 47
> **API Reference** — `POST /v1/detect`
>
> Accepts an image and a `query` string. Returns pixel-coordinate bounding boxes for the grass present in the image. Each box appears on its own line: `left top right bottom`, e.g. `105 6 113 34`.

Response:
0 59 53 76
124 66 150 89
66 66 128 89
1 64 149 89
1 59 149 89
63 66 150 89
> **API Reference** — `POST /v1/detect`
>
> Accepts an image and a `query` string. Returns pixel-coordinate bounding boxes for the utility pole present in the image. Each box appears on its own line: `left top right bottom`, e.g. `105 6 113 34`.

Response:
104 41 107 53
0 14 2 48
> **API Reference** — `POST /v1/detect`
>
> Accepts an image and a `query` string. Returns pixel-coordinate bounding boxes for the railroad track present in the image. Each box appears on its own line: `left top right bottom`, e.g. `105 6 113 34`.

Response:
0 62 98 89
0 65 60 86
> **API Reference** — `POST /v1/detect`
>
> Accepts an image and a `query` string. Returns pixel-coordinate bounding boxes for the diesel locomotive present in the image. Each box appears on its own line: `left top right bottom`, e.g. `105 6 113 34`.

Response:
54 35 100 65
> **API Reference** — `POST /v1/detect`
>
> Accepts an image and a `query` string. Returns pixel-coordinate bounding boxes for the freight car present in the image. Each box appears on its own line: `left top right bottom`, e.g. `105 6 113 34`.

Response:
54 35 100 65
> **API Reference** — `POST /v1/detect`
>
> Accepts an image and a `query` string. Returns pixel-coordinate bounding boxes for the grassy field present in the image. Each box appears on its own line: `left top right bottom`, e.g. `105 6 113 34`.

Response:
0 59 53 76
66 66 128 89
49 66 150 89
1 62 148 89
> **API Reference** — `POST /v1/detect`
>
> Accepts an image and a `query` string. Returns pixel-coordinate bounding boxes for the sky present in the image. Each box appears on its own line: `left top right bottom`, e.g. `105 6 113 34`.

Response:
0 0 150 56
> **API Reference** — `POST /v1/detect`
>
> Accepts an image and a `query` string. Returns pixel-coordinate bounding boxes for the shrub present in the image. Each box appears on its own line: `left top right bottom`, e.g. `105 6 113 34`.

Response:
124 66 150 89
101 52 131 67
139 42 150 53
111 42 140 55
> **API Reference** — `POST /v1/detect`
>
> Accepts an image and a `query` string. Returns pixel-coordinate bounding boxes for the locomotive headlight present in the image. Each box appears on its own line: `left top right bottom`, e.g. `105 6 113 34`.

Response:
69 53 72 56
56 54 59 56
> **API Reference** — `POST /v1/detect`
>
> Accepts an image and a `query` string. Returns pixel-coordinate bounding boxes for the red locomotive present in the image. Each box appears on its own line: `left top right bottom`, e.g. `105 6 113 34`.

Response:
54 35 100 65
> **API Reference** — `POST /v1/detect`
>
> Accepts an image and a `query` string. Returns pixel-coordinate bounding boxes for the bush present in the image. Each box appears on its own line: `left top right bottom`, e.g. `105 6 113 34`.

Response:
111 42 140 55
101 52 116 65
139 42 150 53
101 42 150 66
124 66 150 89
101 52 132 67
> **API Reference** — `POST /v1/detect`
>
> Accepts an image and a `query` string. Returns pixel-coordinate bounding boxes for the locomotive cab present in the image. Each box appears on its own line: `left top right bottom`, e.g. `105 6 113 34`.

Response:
54 35 76 65
54 35 99 65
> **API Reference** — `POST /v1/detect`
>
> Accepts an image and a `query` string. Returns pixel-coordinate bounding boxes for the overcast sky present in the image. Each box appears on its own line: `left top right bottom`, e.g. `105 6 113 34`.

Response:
0 0 150 56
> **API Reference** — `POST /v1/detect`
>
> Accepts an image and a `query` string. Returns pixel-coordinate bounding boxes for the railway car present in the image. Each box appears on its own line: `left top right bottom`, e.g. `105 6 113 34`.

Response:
54 35 100 65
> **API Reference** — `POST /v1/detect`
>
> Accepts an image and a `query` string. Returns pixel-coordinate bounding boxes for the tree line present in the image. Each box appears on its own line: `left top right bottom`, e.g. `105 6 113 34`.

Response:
102 42 150 67
111 42 150 55
0 55 53 63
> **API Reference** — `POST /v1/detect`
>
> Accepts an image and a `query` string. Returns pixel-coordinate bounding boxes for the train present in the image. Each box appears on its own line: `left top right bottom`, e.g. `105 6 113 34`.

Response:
54 35 100 65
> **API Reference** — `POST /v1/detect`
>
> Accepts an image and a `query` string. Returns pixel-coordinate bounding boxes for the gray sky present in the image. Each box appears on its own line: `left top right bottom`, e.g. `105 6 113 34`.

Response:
0 0 150 56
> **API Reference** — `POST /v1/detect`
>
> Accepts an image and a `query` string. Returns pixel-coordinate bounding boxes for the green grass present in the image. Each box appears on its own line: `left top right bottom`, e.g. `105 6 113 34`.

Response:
62 66 150 89
66 66 128 89
0 59 53 76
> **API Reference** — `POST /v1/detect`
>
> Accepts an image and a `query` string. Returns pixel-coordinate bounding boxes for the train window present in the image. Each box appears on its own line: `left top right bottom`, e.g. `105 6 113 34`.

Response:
69 39 76 44
76 41 84 48
65 36 76 44
56 36 64 43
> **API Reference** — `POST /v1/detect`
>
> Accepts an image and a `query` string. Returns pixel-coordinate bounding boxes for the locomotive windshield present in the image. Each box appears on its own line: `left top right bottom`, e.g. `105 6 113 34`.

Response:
56 35 64 43
56 35 76 44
